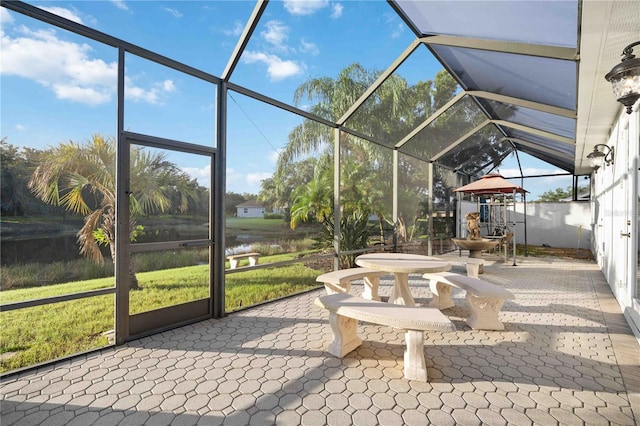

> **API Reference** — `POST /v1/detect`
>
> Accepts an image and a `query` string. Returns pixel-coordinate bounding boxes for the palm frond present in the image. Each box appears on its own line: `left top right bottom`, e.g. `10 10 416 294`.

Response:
78 207 107 264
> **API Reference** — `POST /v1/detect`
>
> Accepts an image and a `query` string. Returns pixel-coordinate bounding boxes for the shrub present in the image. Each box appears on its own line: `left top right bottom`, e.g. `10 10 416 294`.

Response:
263 213 284 220
1 260 114 290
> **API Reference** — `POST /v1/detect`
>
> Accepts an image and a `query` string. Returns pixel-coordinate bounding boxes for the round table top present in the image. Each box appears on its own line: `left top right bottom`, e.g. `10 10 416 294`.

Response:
355 253 451 274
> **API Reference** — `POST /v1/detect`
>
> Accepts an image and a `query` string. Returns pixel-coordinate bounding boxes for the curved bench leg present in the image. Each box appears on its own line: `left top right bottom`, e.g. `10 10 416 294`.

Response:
428 280 455 310
229 259 239 269
327 313 362 357
403 330 428 382
466 263 481 278
465 293 505 330
323 282 351 295
362 276 381 301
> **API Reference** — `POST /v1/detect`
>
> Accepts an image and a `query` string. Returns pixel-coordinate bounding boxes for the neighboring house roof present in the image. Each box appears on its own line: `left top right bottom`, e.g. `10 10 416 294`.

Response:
235 200 264 208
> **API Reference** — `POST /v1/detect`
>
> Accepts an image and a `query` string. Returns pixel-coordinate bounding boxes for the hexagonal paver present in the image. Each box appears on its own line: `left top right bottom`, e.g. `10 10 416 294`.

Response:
1 257 638 426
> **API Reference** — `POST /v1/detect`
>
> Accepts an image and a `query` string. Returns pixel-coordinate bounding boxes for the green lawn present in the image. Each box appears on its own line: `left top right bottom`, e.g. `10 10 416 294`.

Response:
0 215 325 372
0 258 325 373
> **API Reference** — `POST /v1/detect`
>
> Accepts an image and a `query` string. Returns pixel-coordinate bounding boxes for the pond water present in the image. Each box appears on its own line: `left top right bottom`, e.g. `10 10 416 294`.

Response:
1 235 108 265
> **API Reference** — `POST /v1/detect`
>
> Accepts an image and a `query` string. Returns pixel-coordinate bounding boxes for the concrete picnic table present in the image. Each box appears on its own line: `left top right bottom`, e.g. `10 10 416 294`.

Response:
355 253 451 306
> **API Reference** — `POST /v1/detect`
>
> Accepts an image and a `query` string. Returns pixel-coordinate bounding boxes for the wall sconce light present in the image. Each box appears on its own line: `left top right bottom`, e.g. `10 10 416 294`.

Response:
586 144 614 170
604 41 640 114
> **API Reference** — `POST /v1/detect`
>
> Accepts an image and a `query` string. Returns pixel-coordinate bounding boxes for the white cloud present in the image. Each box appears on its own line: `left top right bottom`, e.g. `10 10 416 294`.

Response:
391 23 404 39
247 172 272 186
182 164 211 187
53 84 112 105
268 149 283 163
1 26 176 106
383 11 404 39
16 124 26 131
110 0 129 11
331 3 343 19
162 80 176 93
38 6 84 24
283 0 329 16
0 8 14 25
163 7 182 18
299 39 319 56
125 78 176 105
226 167 244 188
224 21 244 37
242 51 304 80
261 20 289 47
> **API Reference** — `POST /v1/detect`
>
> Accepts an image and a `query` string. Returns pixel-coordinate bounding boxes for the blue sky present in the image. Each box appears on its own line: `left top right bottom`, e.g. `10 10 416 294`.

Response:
1 0 572 200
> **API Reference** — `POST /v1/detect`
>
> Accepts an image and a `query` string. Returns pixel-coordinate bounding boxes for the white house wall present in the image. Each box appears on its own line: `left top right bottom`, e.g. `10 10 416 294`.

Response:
236 207 265 218
590 106 639 336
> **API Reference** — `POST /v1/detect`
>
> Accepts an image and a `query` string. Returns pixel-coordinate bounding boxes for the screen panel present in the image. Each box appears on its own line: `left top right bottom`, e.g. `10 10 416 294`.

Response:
433 46 577 111
395 0 578 48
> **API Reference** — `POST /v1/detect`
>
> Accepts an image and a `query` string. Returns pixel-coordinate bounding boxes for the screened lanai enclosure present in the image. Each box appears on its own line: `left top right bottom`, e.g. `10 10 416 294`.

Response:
1 0 638 374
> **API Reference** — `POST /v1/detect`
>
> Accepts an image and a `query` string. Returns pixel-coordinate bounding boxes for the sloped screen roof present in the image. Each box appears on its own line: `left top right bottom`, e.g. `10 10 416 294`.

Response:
391 0 579 175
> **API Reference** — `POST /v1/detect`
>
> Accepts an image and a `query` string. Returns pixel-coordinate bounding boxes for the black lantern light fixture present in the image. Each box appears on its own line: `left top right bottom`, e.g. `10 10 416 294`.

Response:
586 144 614 170
604 41 640 114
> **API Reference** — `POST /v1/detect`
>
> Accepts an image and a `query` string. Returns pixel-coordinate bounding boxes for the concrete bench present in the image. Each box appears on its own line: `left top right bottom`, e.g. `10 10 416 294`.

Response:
316 267 388 300
458 257 484 277
445 257 486 277
422 271 515 330
226 252 260 269
315 293 455 382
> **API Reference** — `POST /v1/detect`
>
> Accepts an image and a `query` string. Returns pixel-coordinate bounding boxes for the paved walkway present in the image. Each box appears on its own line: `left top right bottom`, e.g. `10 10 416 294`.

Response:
1 255 639 425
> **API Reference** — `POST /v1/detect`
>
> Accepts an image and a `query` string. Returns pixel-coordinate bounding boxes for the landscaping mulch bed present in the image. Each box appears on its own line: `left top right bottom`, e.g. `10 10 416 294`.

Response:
520 244 594 260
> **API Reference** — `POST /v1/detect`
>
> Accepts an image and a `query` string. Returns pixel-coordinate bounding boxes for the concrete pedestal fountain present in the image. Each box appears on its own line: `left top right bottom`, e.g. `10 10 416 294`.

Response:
451 238 500 258
452 212 500 272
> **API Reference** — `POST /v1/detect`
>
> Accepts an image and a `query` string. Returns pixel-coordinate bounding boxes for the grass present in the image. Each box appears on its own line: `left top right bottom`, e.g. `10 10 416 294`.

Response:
0 216 325 371
0 255 325 373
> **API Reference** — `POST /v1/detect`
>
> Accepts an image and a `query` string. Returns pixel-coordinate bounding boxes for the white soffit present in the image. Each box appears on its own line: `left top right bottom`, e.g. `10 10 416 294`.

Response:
576 1 640 175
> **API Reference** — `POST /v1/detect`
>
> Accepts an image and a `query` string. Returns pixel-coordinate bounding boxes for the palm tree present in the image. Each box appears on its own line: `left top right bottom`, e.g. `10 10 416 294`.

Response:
277 64 510 247
277 63 434 251
289 168 373 268
29 134 197 289
277 63 417 169
289 171 333 230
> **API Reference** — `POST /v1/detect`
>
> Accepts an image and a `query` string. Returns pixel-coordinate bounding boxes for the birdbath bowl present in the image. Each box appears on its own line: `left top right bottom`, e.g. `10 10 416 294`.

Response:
452 238 500 258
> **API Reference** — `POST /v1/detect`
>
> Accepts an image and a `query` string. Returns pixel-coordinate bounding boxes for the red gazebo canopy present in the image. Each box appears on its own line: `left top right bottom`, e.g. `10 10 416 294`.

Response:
454 173 528 195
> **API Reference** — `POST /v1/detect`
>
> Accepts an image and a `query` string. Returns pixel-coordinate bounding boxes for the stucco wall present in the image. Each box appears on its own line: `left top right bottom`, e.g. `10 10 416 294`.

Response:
590 107 639 335
513 201 591 249
460 200 592 249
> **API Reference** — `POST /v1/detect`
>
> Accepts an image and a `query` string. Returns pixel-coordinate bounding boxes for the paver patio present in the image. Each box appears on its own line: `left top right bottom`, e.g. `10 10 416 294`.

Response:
1 254 639 425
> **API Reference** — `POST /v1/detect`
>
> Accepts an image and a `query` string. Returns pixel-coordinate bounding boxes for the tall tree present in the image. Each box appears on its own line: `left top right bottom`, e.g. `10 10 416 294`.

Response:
276 64 455 247
276 64 514 247
225 192 247 216
1 139 54 216
259 157 317 217
289 167 373 268
538 185 588 202
29 135 197 289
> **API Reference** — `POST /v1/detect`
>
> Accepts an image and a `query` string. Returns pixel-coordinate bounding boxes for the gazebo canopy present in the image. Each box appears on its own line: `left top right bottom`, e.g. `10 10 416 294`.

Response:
454 173 528 195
